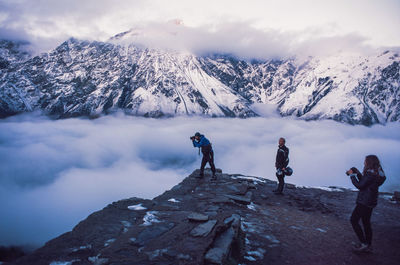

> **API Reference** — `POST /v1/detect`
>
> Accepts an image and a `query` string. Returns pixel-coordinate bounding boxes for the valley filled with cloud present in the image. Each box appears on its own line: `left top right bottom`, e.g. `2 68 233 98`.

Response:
1 113 399 247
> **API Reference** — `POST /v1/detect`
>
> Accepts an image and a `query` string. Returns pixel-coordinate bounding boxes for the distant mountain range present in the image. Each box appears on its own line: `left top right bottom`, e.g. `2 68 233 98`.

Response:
0 37 399 125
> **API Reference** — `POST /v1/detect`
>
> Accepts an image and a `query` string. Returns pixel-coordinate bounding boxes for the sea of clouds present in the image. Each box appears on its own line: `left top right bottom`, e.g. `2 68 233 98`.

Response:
1 112 399 248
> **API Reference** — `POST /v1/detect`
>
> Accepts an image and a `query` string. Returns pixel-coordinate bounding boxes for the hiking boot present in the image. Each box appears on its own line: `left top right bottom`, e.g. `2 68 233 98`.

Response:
211 174 217 181
352 243 369 253
364 245 373 253
196 173 204 179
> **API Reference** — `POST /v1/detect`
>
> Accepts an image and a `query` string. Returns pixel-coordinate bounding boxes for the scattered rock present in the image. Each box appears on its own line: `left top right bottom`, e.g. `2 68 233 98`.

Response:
226 194 251 204
145 248 168 261
190 220 217 237
135 223 175 246
227 183 249 195
177 253 192 260
211 196 232 204
393 191 400 201
205 215 242 264
187 213 209 222
13 169 400 265
286 183 296 189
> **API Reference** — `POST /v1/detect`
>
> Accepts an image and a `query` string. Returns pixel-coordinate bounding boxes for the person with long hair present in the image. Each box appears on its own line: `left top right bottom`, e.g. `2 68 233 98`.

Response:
346 155 386 253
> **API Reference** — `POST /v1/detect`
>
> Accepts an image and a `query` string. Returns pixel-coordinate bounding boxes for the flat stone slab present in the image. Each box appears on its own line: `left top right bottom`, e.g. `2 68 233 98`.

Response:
227 184 249 195
211 196 231 204
188 213 209 222
393 191 400 201
205 248 225 264
225 194 251 204
205 214 241 264
190 220 217 237
134 223 175 246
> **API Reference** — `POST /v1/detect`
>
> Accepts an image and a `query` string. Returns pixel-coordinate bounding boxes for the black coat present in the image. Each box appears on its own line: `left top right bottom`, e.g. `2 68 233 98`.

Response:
275 145 289 169
350 168 386 208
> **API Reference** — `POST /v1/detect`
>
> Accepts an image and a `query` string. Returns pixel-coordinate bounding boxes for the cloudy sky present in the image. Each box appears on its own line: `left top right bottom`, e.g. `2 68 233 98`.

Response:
0 0 399 57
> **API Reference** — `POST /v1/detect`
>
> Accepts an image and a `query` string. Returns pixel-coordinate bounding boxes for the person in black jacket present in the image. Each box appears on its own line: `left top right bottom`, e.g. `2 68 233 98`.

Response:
274 137 289 195
346 155 386 253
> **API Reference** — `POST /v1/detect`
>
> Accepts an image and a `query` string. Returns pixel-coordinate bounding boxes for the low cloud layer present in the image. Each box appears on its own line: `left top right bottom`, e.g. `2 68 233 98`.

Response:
0 113 399 247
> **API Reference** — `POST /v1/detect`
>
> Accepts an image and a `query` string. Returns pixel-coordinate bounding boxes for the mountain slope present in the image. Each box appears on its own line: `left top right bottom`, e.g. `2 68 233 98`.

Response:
0 38 255 118
200 52 400 125
0 38 399 124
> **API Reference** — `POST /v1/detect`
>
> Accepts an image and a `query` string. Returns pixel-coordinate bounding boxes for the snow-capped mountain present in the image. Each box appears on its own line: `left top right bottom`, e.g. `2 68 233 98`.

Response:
200 51 400 125
0 38 399 125
0 39 254 118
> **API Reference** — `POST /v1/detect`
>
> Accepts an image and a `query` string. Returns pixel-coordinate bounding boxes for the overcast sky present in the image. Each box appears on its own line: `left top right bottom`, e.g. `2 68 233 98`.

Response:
0 0 399 57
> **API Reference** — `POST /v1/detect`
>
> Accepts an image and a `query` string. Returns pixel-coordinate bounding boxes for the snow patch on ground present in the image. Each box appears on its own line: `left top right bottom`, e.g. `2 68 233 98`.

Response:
247 248 266 260
264 234 280 244
50 261 79 265
88 254 108 265
71 244 92 252
104 238 116 247
315 186 345 192
128 203 147 210
230 175 266 183
247 202 257 211
168 198 180 203
142 211 161 226
297 185 348 192
121 220 132 233
244 255 257 261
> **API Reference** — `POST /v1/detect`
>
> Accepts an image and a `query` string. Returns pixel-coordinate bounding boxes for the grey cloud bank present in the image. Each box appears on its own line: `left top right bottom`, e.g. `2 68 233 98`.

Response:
1 0 398 58
0 113 399 247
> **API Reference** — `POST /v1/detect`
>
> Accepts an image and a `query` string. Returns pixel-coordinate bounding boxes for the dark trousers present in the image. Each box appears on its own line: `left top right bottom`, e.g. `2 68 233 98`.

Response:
200 145 216 176
350 203 373 245
276 170 285 193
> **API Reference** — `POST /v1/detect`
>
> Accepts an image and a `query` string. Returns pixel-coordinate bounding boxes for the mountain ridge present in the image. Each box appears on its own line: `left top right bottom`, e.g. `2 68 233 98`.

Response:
0 38 399 125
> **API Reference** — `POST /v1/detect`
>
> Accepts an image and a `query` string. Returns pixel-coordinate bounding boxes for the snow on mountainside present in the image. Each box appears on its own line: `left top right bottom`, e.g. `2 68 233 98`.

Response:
0 38 254 118
0 37 399 125
200 51 400 125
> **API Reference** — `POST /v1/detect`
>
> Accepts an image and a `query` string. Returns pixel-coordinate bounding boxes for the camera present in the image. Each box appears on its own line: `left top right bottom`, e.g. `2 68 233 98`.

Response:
190 136 195 141
346 167 358 176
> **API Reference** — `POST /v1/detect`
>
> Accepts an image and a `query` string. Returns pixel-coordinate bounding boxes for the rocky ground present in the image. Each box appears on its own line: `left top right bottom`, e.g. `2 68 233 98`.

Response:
8 169 400 265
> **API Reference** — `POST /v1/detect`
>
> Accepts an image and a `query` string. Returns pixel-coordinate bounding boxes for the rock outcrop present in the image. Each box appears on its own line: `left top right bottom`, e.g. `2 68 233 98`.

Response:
10 169 400 265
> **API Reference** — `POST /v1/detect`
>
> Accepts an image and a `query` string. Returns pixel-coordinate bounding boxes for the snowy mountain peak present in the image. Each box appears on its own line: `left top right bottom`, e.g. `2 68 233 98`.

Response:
0 38 399 125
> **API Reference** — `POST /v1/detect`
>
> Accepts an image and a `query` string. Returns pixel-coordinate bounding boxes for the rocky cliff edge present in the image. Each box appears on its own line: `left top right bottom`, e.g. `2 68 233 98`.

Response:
11 169 400 265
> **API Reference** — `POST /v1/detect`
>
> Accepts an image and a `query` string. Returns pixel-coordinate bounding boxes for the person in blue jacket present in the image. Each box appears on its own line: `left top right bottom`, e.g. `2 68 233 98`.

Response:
346 154 386 253
191 132 216 179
